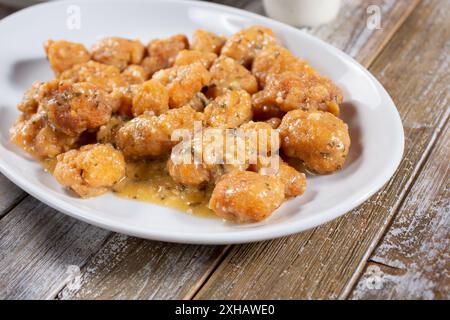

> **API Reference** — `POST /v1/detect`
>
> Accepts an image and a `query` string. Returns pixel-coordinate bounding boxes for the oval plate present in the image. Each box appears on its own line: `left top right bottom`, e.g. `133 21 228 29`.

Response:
0 0 404 244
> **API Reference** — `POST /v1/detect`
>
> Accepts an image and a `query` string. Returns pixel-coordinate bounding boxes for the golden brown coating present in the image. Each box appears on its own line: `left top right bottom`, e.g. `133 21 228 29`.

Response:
203 90 252 129
265 117 281 129
191 29 226 54
252 71 343 117
221 26 277 67
44 40 91 75
53 144 126 198
121 64 148 84
153 62 211 108
116 105 203 158
167 129 249 187
60 61 126 92
10 113 78 159
39 80 113 136
96 116 125 145
16 81 44 114
209 170 285 222
277 162 307 197
109 85 139 118
207 56 258 98
140 56 167 78
250 156 306 198
173 50 217 69
167 157 211 187
239 121 279 157
131 79 169 117
279 110 350 174
252 46 317 87
147 34 189 69
91 37 145 71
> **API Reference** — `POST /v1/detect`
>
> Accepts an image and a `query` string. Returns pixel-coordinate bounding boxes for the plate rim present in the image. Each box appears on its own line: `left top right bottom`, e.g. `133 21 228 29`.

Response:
0 0 405 244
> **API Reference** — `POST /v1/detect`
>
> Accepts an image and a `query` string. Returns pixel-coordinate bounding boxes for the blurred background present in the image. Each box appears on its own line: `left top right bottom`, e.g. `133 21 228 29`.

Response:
0 0 344 28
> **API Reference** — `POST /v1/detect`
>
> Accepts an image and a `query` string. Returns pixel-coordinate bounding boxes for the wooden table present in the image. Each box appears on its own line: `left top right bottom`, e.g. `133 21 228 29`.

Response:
0 0 448 300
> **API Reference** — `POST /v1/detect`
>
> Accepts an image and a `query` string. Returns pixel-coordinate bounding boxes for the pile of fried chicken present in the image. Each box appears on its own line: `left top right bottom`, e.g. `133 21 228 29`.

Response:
10 26 350 223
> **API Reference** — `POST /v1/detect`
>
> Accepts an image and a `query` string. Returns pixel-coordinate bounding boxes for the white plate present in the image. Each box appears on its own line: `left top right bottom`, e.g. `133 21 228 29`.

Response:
0 0 404 244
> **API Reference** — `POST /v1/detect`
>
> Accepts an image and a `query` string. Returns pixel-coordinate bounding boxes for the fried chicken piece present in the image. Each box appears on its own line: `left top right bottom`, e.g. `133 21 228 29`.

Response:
53 144 126 198
191 29 226 54
173 50 217 69
131 79 169 116
96 115 126 145
60 61 126 92
209 170 285 222
121 64 149 84
250 155 306 198
167 129 249 187
252 71 343 117
91 37 145 71
140 56 167 78
221 26 277 67
39 80 113 136
252 45 317 87
153 62 211 108
116 105 203 158
279 110 350 174
44 40 91 75
207 56 258 98
10 113 78 159
167 158 211 187
239 121 279 158
203 90 252 128
147 34 189 69
16 81 44 114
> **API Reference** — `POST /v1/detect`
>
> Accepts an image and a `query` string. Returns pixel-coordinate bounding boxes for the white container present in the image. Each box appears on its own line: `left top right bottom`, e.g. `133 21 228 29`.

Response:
263 0 342 27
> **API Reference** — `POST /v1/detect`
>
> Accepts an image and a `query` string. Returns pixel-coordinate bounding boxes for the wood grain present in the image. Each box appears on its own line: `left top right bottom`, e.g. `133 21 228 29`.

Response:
194 0 450 300
59 0 420 300
350 118 450 300
0 174 25 218
58 234 227 300
0 197 111 299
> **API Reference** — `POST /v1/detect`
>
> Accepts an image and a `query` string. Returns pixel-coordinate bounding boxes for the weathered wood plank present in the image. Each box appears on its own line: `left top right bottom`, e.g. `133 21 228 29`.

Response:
0 197 111 299
0 174 26 218
194 0 450 300
350 118 450 300
58 235 227 300
60 0 419 300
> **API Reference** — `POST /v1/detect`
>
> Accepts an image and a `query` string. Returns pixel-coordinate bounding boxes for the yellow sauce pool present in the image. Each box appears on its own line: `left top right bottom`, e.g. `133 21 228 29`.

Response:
112 158 215 217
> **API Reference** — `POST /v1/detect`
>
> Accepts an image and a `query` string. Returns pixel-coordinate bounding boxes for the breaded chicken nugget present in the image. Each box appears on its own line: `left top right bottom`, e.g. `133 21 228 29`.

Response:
252 71 343 117
40 80 113 136
221 26 277 67
191 29 226 54
44 40 91 75
207 56 258 97
209 171 285 222
153 62 211 108
53 143 126 197
10 113 79 159
116 105 203 158
203 90 252 128
60 61 126 92
279 110 350 174
91 37 145 71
